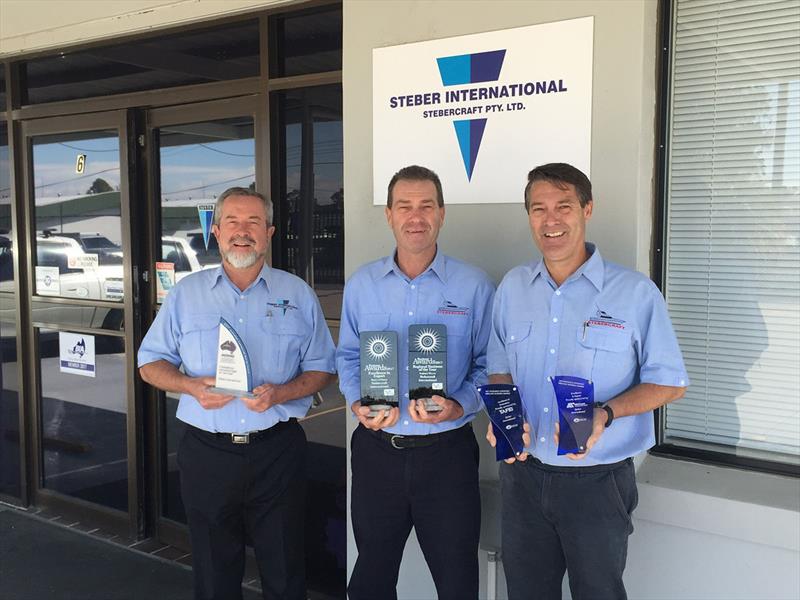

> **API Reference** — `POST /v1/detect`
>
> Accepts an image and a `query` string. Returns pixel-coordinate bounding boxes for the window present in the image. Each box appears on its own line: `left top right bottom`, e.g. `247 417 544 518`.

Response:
659 0 800 471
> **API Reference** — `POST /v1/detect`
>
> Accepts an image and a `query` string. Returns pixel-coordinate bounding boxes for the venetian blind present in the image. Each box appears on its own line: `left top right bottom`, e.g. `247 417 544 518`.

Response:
663 0 800 461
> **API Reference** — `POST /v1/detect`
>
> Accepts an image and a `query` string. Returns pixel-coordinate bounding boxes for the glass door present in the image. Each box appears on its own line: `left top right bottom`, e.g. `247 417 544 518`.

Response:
144 97 259 545
20 110 141 534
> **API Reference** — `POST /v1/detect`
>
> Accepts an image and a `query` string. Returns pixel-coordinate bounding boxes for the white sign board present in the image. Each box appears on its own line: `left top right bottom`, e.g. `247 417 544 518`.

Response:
35 266 60 296
373 17 593 204
59 332 96 378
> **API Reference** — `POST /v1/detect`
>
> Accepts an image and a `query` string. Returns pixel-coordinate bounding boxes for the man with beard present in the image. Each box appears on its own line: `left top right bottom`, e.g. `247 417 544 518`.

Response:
139 187 336 600
337 165 494 600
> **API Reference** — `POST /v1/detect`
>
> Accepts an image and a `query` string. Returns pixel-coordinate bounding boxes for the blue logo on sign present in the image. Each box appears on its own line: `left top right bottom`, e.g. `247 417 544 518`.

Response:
436 50 506 180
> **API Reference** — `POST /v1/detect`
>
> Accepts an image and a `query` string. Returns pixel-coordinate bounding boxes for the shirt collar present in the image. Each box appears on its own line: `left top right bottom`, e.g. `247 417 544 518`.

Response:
529 243 604 291
379 246 446 284
210 262 271 293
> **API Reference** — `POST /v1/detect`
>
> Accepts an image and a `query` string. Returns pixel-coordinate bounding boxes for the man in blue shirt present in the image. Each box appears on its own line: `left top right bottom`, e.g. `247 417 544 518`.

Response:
487 163 688 600
138 187 336 600
337 165 494 600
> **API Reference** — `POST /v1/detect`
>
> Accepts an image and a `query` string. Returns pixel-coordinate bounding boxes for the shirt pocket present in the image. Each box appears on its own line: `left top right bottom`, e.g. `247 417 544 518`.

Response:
576 326 635 384
506 321 533 377
179 314 221 375
261 316 310 383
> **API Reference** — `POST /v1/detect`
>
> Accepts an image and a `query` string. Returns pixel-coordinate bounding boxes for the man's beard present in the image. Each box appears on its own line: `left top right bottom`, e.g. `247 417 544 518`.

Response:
220 243 264 269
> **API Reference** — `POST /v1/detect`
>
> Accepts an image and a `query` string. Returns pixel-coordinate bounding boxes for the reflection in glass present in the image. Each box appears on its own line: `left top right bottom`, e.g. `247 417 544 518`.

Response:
39 328 127 511
270 7 342 78
32 131 123 302
274 85 344 320
0 319 20 499
1 121 11 286
23 20 259 105
158 117 255 284
162 393 186 524
298 322 345 596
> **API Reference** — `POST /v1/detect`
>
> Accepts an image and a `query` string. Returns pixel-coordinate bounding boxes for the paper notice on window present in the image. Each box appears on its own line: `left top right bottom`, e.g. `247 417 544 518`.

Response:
156 262 175 303
59 332 96 378
35 266 61 296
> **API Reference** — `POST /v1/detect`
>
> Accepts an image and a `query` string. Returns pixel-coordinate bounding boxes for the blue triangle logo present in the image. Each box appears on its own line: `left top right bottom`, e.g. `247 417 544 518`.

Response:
197 204 215 251
452 119 487 181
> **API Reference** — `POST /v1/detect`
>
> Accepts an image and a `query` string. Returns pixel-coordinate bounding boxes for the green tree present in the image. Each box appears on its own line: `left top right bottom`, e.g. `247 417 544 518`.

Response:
86 178 113 194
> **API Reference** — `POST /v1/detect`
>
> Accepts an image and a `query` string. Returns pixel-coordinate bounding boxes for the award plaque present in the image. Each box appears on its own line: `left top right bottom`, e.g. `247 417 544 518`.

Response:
408 324 447 412
208 318 257 399
551 376 594 455
479 384 527 461
360 331 399 414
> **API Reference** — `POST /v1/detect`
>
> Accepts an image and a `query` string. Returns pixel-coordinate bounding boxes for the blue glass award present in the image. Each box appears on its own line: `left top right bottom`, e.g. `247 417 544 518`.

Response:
479 384 527 461
551 376 594 455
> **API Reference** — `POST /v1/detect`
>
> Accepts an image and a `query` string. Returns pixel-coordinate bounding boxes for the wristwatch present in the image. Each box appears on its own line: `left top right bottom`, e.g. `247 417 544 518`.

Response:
594 402 614 427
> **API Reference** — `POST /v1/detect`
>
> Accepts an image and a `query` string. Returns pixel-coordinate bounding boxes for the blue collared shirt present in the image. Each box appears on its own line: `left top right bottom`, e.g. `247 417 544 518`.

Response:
138 264 335 433
337 249 495 435
487 244 688 465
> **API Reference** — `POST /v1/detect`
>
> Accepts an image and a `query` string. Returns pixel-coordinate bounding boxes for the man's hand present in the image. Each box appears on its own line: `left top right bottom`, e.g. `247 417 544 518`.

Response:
486 422 531 464
186 376 235 410
553 408 607 460
408 396 463 424
352 400 400 431
242 383 285 413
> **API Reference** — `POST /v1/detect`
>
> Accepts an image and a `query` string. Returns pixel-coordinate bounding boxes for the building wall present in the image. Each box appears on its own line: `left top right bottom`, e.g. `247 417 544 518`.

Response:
0 0 289 56
342 1 800 599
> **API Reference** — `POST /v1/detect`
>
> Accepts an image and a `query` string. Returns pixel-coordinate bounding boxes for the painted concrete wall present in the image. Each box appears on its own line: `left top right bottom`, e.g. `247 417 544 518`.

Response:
342 1 800 599
0 0 289 56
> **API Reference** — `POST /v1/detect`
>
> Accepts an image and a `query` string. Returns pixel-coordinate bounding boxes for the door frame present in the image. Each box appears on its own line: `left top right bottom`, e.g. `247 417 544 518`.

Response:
19 109 143 536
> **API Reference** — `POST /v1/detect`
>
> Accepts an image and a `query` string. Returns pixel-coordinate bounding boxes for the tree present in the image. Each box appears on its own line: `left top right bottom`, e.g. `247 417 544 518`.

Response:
86 178 113 194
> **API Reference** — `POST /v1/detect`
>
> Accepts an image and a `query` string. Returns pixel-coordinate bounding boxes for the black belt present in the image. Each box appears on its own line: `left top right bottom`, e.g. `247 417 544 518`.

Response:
528 455 632 473
190 418 294 445
368 423 471 450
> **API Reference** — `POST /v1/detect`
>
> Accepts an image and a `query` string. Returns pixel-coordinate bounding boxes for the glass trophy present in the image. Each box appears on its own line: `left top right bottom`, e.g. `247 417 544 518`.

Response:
408 324 447 412
551 376 594 455
360 330 399 416
208 318 257 399
479 384 527 461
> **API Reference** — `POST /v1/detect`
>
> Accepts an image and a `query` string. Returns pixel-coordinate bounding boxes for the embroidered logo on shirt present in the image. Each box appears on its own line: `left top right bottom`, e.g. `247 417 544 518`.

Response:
267 299 298 315
587 308 626 329
436 300 470 316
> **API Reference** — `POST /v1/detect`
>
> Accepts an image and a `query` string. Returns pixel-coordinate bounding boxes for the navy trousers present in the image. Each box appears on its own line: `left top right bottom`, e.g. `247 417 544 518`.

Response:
178 419 306 600
500 457 638 600
348 423 481 600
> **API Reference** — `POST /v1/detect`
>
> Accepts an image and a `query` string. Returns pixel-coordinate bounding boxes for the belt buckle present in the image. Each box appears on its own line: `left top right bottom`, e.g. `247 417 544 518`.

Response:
390 435 405 450
231 433 250 444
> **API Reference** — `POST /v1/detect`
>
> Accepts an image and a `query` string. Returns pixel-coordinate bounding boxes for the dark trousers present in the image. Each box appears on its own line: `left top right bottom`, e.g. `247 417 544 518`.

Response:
348 423 481 600
178 420 306 600
500 457 638 600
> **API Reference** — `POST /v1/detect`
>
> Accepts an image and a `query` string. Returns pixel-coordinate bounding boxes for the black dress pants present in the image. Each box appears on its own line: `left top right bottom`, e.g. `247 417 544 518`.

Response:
500 457 638 600
348 423 481 600
178 419 306 600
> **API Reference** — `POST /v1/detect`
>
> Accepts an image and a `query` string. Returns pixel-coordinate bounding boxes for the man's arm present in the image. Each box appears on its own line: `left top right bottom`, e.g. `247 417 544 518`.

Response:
139 360 233 409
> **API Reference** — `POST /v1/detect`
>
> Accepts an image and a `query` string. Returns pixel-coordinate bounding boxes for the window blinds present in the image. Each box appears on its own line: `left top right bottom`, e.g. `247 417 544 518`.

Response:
664 0 800 460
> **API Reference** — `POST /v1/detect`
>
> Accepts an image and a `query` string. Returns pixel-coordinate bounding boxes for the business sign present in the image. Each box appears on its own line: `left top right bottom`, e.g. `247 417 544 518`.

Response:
59 332 96 378
373 17 593 204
